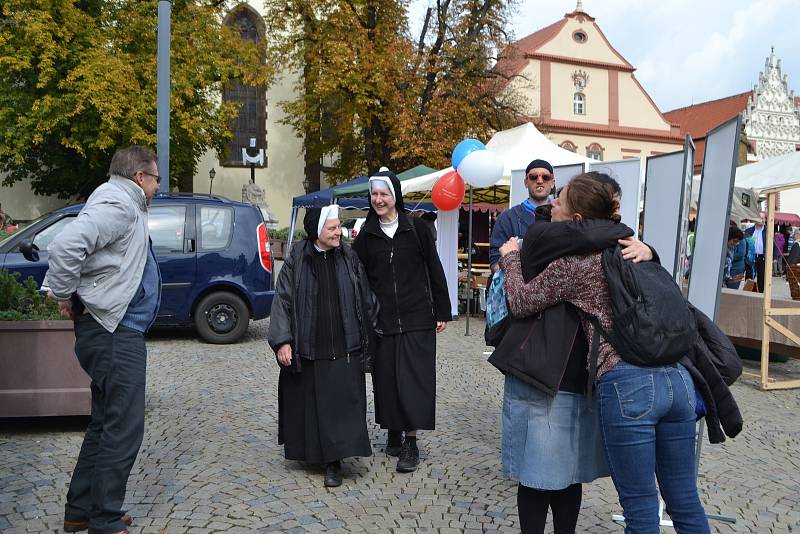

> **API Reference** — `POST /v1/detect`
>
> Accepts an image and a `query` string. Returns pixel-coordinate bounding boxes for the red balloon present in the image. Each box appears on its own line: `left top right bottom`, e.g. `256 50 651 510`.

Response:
432 170 466 211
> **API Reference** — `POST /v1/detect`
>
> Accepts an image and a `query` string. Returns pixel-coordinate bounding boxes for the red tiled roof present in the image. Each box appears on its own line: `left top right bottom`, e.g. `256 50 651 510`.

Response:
664 91 753 170
494 19 567 82
663 91 751 139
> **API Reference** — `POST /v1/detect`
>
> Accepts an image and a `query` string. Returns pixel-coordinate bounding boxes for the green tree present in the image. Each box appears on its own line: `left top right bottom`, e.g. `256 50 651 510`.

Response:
0 0 272 198
263 0 524 185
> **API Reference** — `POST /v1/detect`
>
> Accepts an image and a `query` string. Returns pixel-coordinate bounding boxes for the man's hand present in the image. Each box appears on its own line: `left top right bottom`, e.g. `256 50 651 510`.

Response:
436 321 447 333
47 290 74 320
58 301 74 320
276 344 293 367
499 237 519 258
619 237 653 263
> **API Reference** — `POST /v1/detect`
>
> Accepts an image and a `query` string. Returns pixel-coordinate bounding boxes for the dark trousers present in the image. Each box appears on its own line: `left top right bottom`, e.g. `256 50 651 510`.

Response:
64 315 147 534
755 255 766 293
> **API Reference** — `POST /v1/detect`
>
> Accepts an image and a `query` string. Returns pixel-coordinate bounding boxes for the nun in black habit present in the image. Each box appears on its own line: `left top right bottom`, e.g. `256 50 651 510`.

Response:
268 205 376 487
352 170 452 473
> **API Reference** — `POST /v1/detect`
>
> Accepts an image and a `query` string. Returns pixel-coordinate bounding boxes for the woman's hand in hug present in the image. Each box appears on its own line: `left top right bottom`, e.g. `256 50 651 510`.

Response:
499 237 520 258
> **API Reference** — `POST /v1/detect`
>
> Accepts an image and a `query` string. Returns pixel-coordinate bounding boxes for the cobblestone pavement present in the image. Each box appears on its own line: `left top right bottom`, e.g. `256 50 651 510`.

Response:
1 318 799 533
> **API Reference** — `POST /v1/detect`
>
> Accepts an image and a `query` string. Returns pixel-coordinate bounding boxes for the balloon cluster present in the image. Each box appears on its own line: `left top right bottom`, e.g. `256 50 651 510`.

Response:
432 139 504 211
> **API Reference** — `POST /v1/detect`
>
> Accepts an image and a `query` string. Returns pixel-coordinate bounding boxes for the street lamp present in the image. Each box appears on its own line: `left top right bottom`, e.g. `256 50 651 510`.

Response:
208 167 216 195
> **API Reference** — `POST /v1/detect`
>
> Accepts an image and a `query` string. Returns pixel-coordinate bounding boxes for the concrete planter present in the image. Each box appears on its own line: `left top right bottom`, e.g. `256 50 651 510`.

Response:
271 239 287 261
0 320 90 417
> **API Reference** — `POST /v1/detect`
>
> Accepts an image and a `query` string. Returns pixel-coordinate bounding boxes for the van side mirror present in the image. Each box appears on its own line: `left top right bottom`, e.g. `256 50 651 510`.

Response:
19 240 40 262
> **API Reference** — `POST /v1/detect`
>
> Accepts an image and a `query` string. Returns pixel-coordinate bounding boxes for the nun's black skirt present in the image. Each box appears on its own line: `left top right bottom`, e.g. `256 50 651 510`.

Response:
278 357 372 464
372 329 436 431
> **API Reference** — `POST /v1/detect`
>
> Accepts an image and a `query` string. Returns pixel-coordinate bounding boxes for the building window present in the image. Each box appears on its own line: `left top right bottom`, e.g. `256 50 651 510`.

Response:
222 7 267 167
573 93 585 115
572 30 587 43
560 141 577 152
586 142 604 161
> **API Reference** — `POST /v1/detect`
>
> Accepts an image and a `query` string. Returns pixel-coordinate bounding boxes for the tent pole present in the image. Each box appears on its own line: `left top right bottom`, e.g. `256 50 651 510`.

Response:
287 207 298 249
761 192 776 389
466 186 474 336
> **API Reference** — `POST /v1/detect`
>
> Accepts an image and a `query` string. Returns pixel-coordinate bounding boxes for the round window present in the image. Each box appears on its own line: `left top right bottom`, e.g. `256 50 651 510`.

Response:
573 31 587 43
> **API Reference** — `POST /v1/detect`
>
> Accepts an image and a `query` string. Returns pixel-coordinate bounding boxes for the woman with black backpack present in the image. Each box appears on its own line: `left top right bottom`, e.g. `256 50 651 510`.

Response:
499 175 711 533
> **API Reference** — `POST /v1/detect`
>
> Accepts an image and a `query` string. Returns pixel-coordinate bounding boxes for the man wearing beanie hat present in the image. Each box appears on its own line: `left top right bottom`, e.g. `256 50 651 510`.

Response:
268 205 377 487
353 168 452 473
489 159 556 271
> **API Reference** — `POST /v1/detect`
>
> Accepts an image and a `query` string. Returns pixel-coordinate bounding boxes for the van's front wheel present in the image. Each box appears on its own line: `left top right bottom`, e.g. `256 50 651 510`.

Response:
195 292 250 344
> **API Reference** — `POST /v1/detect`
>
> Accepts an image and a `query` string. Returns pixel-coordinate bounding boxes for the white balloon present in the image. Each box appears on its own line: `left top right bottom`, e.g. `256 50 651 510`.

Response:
457 149 504 188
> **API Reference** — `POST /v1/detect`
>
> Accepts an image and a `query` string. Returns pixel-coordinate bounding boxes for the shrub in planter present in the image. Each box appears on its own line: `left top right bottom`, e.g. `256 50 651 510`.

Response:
0 268 90 417
270 226 307 260
0 270 62 320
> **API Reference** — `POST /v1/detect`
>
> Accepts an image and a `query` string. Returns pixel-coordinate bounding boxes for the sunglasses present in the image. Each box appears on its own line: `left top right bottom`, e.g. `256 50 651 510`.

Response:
527 172 554 182
141 171 162 184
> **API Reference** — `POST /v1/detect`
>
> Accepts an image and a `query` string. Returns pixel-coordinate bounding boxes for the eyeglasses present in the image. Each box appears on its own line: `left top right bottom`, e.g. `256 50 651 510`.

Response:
140 171 162 184
527 172 554 182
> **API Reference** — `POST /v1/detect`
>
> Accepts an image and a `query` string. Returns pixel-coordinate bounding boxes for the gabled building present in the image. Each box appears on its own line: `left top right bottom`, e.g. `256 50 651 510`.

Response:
664 50 800 174
495 1 684 162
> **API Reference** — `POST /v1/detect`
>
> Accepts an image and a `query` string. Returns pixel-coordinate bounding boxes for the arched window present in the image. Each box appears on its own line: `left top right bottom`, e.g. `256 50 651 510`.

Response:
560 140 577 152
586 142 604 161
573 93 585 115
222 7 267 166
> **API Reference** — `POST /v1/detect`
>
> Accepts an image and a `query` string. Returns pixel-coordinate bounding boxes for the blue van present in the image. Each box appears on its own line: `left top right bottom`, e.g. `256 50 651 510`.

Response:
0 194 274 344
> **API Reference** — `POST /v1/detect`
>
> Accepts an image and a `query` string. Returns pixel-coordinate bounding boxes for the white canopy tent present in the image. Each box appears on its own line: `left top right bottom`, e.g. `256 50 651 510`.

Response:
735 150 800 193
401 122 593 196
691 177 761 223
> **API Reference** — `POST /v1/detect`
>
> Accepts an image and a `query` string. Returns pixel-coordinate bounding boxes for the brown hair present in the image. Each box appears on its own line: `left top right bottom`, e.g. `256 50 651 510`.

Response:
564 174 621 223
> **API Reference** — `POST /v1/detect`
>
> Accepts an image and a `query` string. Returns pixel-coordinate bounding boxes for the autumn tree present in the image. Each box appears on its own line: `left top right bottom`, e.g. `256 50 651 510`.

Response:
0 0 272 198
263 0 525 186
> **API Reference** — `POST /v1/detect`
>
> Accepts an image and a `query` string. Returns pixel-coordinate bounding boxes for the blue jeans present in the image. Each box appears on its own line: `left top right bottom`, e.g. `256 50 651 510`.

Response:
598 362 710 534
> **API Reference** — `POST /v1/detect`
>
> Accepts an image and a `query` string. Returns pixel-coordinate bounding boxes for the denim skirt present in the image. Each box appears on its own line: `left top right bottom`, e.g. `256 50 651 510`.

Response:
501 374 610 490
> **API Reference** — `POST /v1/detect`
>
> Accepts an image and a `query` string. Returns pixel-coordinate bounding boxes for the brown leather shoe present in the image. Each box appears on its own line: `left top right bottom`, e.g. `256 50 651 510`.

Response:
63 514 132 532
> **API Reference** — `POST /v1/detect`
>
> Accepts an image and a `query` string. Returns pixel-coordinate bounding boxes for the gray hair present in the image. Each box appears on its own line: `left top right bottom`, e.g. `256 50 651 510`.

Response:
108 146 158 180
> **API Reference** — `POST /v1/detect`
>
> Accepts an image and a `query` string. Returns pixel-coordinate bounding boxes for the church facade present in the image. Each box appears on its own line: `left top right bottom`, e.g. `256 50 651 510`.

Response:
495 2 685 162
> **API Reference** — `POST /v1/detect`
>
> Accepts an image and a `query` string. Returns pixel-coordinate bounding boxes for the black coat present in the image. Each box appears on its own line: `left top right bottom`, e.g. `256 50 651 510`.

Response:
268 240 377 371
352 175 450 334
681 305 744 444
489 219 635 394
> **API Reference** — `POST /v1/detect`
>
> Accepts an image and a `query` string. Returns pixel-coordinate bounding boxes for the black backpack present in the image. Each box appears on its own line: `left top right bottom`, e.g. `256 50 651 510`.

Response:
590 246 697 368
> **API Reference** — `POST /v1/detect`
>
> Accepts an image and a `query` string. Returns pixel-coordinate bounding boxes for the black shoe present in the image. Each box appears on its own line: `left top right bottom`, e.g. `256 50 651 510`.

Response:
396 439 419 473
385 430 403 457
324 461 342 487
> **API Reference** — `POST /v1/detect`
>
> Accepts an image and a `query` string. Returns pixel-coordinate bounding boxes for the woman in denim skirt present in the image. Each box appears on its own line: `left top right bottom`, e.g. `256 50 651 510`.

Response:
500 174 710 534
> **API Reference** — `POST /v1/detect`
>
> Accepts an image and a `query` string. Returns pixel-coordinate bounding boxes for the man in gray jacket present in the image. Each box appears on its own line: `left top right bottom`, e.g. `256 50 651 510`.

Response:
44 146 161 534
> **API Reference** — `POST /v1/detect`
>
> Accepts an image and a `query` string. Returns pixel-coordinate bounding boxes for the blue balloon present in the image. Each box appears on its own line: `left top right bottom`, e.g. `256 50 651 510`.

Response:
451 139 486 170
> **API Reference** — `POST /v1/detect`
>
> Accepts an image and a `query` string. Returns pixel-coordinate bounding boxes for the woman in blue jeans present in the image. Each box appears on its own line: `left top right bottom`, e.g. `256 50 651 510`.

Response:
500 175 710 533
597 362 709 533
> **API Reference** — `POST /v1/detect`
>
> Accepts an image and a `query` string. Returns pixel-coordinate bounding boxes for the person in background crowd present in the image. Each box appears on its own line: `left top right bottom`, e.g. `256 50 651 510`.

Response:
45 146 162 534
788 230 800 266
268 205 375 487
745 219 770 292
0 202 7 230
489 159 555 271
353 169 451 473
725 225 749 289
774 229 786 276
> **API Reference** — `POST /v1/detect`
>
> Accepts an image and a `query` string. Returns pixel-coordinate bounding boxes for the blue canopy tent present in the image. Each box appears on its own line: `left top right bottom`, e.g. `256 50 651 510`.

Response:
287 175 436 247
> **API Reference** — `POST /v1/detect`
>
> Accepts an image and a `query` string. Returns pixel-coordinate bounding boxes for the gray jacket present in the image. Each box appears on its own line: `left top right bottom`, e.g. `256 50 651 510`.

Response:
43 176 150 333
268 240 378 372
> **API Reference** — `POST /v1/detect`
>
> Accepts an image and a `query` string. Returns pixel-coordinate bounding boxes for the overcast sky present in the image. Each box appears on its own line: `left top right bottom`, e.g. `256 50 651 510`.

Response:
408 0 799 112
